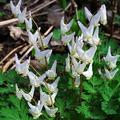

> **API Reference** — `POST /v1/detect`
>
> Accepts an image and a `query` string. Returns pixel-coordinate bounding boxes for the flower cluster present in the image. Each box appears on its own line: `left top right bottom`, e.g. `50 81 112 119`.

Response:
10 0 59 119
15 56 59 119
63 5 107 87
99 46 119 80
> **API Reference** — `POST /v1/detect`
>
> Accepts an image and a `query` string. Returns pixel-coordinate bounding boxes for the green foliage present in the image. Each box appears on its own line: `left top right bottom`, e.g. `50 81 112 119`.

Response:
115 15 120 26
52 28 61 41
0 95 32 120
16 23 26 30
0 12 6 17
58 0 68 9
0 0 7 3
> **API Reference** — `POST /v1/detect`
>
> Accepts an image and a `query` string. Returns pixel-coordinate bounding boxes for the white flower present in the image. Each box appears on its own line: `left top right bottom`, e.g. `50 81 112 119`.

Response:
104 68 118 80
61 32 75 45
40 88 58 106
84 7 92 21
84 26 100 46
91 26 100 46
15 84 22 99
67 39 76 56
17 7 27 23
60 16 73 35
78 21 94 41
84 5 107 26
77 45 97 64
72 57 86 75
15 54 30 76
99 4 107 25
21 86 35 102
28 101 43 119
38 32 53 48
98 68 119 80
103 46 119 69
34 46 52 64
46 60 57 80
28 71 46 87
89 11 101 27
74 75 80 88
45 77 60 93
10 0 21 17
76 34 84 49
72 65 78 78
82 62 93 79
65 54 71 72
84 6 100 26
44 105 58 117
27 30 39 46
25 12 32 30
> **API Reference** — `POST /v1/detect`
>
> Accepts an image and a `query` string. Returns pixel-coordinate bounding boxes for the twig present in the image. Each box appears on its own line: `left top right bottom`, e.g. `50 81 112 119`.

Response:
109 0 118 39
105 33 120 41
0 18 18 28
71 0 79 20
0 44 25 64
44 26 54 36
0 0 56 27
65 3 71 11
20 46 33 61
2 58 14 72
31 0 57 15
19 45 30 55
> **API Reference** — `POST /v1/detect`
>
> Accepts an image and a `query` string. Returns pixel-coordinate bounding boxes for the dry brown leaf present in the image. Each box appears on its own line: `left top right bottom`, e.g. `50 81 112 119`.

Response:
8 26 24 40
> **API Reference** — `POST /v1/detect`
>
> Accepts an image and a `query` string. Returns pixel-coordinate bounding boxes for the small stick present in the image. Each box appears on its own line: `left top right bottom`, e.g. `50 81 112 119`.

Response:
44 26 54 36
0 44 25 64
0 18 18 27
71 0 79 20
109 0 118 39
105 33 120 41
0 0 56 27
20 46 33 60
2 58 14 72
19 45 30 55
31 0 56 15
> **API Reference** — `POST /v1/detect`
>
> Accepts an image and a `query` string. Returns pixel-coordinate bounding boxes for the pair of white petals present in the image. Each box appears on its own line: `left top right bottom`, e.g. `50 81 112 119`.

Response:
16 84 34 102
85 4 107 26
99 68 118 80
28 101 43 119
77 45 97 64
78 22 100 46
28 101 58 119
72 57 93 79
40 88 58 106
34 46 52 65
45 77 60 93
78 21 94 41
28 29 53 48
28 71 46 87
15 54 30 76
45 60 57 80
60 16 73 35
103 46 119 69
62 32 75 45
10 0 27 23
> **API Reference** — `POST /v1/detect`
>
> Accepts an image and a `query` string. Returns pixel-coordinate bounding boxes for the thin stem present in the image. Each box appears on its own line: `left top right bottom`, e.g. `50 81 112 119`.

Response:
79 77 83 104
109 0 117 39
31 17 48 68
30 64 41 76
71 0 79 21
44 81 54 108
